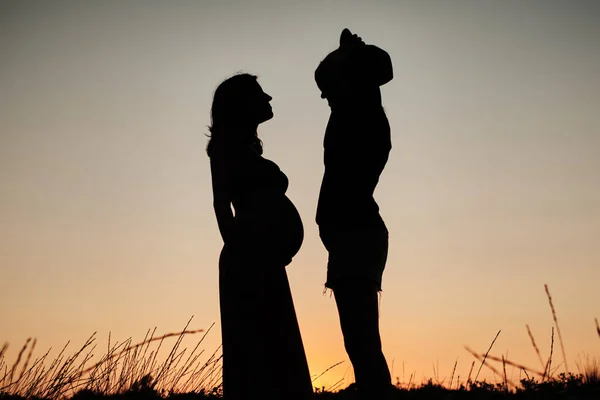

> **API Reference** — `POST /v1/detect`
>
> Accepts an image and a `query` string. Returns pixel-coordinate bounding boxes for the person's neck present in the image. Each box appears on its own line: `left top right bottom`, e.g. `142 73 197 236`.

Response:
231 122 258 138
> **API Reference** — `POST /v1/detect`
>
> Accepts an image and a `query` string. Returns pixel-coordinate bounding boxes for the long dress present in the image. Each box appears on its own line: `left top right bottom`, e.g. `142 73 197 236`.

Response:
212 146 313 400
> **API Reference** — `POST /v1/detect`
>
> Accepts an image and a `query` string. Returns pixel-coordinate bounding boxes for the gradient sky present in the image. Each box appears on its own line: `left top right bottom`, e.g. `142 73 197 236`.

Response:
1 0 599 389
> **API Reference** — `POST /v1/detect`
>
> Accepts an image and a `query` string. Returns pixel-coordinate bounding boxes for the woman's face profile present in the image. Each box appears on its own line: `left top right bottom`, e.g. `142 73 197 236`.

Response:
247 81 273 125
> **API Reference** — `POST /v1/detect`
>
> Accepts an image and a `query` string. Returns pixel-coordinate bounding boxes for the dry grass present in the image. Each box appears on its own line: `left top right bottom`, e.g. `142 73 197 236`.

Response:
463 284 599 393
545 284 569 372
576 355 600 385
467 351 545 378
543 326 555 380
472 329 501 383
466 360 475 385
0 317 221 399
526 324 545 371
311 360 345 386
448 358 457 389
2 284 598 398
464 345 513 388
1 318 348 399
501 355 508 392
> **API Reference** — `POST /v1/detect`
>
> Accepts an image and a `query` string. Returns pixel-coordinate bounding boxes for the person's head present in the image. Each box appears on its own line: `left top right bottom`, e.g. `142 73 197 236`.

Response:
206 73 273 156
315 29 365 106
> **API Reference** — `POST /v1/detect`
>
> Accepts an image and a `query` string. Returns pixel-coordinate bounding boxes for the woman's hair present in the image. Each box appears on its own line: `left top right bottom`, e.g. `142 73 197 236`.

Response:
206 73 263 157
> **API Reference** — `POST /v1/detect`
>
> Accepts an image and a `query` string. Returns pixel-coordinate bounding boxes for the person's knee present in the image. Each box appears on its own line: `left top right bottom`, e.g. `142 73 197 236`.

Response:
342 333 383 361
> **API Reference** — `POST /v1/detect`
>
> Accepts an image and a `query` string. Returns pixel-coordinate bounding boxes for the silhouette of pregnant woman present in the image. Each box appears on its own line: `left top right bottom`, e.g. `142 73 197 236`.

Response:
315 29 394 399
207 74 312 400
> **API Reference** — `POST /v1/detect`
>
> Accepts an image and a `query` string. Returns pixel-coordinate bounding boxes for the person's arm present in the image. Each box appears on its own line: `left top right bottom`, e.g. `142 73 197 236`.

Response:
344 44 392 88
364 44 393 87
338 29 393 87
210 156 237 245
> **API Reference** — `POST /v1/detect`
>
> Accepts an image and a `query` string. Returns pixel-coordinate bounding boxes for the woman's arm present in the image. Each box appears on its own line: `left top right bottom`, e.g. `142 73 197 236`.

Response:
210 156 237 245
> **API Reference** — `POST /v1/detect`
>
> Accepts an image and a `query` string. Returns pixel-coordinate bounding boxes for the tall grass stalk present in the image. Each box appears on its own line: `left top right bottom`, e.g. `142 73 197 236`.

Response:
543 326 555 381
526 324 545 371
545 284 568 372
473 330 501 382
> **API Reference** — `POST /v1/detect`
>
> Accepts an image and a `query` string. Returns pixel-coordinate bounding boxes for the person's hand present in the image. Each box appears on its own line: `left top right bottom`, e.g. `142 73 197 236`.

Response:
348 33 365 47
340 28 365 50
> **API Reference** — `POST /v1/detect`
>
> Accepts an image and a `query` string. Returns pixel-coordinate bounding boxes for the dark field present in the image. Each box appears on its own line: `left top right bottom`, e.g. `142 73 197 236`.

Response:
2 286 598 399
2 375 600 400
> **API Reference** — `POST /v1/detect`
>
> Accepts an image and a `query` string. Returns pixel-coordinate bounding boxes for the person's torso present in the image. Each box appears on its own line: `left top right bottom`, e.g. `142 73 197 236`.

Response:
228 149 304 261
316 106 391 230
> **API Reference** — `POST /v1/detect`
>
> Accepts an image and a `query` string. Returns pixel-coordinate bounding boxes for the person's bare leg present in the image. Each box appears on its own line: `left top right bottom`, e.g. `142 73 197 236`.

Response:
333 279 392 399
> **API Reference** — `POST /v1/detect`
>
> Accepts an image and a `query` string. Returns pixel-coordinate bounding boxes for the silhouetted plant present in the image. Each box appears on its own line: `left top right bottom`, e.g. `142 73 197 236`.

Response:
2 285 599 399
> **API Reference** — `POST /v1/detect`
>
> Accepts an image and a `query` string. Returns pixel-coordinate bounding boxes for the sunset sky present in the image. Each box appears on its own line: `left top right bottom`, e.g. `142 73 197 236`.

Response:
1 0 599 389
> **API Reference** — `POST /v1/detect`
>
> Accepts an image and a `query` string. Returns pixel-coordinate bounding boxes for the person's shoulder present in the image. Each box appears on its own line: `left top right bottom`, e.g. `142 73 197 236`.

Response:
209 146 248 172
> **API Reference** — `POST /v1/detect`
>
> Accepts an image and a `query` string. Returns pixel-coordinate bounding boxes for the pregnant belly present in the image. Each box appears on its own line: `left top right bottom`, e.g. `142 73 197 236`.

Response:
234 194 304 263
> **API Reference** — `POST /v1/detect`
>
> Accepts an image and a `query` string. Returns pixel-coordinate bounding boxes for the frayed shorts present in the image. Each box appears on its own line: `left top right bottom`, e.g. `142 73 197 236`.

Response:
319 228 389 291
